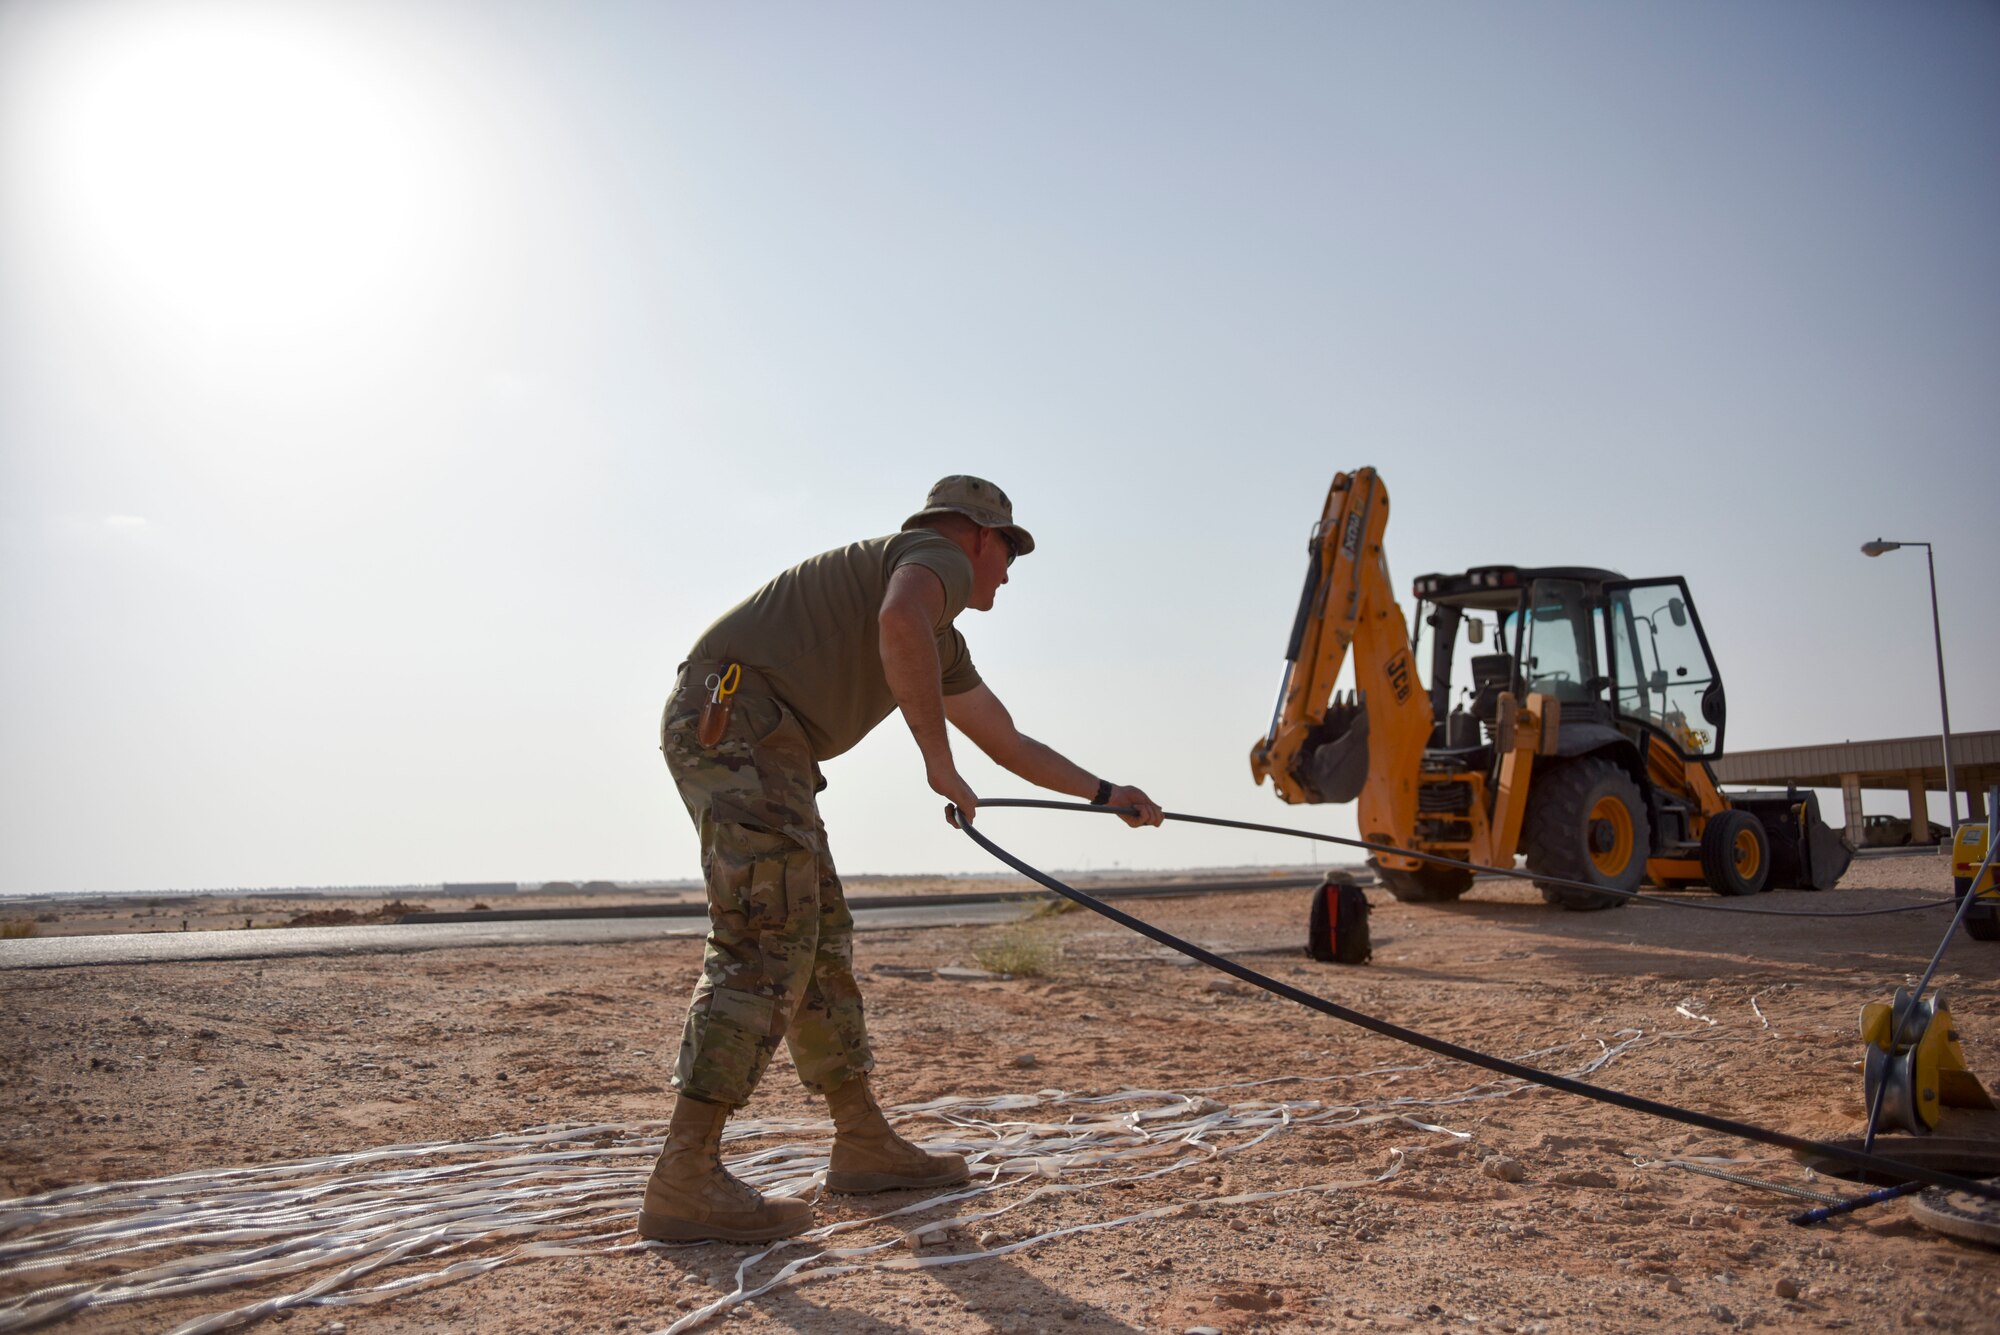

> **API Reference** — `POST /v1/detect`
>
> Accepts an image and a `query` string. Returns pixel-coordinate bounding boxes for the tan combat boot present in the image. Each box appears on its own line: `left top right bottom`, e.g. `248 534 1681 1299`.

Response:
826 1075 970 1193
636 1095 814 1243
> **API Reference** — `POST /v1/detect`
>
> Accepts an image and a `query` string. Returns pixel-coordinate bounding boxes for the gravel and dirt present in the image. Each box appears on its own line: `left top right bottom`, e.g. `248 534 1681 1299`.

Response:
4 851 1998 1333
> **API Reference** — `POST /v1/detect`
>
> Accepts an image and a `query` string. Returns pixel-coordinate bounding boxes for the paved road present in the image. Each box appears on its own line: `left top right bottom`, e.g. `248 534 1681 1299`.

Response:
0 900 1038 970
7 847 1928 972
2 875 1322 971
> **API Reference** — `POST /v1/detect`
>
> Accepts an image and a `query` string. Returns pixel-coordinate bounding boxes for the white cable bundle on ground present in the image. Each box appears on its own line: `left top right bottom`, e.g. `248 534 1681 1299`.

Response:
0 1033 1658 1335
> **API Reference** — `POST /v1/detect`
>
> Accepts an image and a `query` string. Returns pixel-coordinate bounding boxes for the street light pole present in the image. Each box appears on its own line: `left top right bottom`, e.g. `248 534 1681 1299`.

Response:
1861 539 1959 829
1919 544 1958 830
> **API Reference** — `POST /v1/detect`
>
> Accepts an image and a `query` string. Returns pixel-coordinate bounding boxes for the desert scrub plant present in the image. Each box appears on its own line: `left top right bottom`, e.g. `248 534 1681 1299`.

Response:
0 918 37 939
972 924 1062 978
1029 895 1079 918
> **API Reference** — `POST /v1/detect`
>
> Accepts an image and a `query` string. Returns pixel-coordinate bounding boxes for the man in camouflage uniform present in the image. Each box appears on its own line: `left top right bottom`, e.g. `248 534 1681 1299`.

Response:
639 476 1163 1243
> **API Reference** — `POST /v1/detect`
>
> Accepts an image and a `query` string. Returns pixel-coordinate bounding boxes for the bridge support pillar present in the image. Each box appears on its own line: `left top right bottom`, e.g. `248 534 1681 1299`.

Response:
1907 772 1937 845
1841 773 1864 841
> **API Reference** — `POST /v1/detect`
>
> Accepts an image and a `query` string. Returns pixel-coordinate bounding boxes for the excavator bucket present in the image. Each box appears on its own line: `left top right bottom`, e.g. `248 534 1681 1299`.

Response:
1298 692 1370 804
1727 788 1854 891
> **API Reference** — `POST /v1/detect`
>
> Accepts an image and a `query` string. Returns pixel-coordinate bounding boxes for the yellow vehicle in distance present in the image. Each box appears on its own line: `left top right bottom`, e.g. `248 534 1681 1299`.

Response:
1953 823 1998 941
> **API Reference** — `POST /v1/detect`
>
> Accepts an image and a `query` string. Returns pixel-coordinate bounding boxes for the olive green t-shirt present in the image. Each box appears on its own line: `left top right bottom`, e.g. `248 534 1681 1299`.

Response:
687 530 982 761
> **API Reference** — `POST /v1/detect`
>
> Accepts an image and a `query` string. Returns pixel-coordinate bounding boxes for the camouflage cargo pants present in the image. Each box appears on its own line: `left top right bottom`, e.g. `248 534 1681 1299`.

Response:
660 664 873 1108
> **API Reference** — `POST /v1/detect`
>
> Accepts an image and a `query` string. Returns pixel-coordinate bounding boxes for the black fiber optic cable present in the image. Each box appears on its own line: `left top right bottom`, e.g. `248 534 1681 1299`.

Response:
976 798 1949 918
954 799 2000 1203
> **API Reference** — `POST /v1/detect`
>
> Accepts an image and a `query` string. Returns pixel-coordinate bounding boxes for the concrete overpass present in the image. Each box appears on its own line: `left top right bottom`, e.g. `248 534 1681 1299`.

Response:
1711 729 2000 845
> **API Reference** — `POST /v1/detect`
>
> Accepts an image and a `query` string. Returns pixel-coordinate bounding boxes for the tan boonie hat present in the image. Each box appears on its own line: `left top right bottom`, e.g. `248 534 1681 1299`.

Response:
901 475 1036 557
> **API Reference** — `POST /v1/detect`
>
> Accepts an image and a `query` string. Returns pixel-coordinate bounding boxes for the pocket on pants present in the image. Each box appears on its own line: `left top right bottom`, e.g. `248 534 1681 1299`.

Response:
705 820 818 935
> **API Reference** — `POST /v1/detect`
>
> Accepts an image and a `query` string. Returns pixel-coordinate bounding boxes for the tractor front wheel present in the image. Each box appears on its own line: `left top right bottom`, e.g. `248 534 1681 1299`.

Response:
1524 757 1649 911
1700 810 1770 897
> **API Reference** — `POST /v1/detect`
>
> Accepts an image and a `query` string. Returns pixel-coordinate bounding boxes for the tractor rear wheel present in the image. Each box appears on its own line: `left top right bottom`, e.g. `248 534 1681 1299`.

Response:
1524 757 1649 911
1370 859 1475 902
1700 810 1770 896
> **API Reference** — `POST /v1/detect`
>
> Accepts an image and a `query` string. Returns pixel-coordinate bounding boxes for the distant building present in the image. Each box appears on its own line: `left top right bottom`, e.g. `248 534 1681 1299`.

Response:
1712 730 1999 844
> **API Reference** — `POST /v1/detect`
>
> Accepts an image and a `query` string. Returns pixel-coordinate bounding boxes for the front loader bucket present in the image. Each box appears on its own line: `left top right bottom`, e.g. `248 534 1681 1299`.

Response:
1296 692 1370 804
1727 788 1854 891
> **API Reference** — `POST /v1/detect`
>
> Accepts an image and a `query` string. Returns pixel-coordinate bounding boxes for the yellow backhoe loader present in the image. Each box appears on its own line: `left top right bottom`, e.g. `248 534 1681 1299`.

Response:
1249 468 1851 909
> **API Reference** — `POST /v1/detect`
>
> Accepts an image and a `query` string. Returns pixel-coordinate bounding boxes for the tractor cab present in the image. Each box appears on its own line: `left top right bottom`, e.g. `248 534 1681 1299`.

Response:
1408 565 1728 770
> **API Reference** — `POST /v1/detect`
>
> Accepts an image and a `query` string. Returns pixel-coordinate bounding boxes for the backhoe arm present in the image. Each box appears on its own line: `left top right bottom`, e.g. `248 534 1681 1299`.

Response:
1249 469 1432 861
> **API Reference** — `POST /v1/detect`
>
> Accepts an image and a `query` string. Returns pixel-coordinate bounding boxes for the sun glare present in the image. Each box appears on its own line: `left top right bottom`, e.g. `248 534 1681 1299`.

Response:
8 1 479 376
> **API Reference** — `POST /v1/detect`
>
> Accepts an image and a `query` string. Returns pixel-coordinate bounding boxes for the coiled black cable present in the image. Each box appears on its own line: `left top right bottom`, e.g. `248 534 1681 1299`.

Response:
953 799 1999 1202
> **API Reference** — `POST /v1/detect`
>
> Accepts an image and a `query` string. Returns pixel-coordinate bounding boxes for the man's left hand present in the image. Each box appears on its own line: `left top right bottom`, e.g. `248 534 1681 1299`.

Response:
1108 785 1163 828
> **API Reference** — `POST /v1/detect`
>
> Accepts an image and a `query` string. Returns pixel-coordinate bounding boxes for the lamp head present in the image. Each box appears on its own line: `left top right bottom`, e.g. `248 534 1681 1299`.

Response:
1861 539 1901 557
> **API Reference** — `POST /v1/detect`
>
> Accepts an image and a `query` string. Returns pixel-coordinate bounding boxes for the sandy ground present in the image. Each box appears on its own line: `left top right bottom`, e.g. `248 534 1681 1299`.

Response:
4 850 1999 1333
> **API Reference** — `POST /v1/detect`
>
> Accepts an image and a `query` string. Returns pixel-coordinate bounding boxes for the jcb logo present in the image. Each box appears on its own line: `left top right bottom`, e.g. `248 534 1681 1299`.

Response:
1386 652 1413 704
1340 512 1363 560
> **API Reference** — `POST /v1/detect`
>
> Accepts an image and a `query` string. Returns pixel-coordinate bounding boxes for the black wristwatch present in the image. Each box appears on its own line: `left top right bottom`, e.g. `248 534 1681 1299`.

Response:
1091 778 1114 806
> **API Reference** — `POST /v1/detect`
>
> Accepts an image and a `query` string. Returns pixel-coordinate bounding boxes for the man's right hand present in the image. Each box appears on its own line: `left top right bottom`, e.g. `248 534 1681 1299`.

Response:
929 763 978 827
1107 784 1164 828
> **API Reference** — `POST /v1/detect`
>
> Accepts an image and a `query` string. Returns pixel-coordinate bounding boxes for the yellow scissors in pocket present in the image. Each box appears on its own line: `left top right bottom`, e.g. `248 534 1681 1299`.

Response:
697 663 742 747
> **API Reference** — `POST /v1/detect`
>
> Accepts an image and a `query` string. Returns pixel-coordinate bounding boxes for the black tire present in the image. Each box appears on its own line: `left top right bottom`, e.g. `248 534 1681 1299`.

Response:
1524 756 1648 911
1965 909 2000 943
1700 810 1770 896
1369 859 1475 903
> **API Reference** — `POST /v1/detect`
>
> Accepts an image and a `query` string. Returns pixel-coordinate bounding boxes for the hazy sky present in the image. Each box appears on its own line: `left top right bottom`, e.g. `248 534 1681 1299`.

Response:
3 0 1996 895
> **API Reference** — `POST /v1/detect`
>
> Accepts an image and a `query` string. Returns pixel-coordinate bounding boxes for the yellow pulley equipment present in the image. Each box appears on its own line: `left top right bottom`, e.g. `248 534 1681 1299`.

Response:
1861 987 1994 1136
